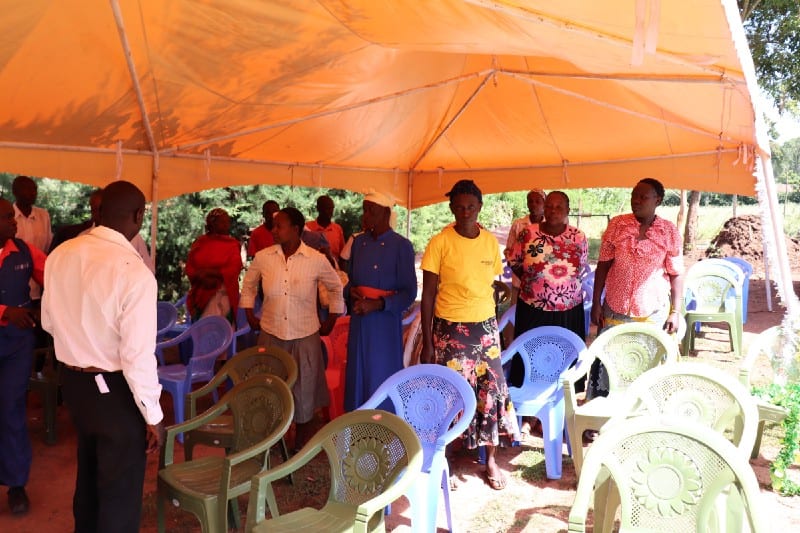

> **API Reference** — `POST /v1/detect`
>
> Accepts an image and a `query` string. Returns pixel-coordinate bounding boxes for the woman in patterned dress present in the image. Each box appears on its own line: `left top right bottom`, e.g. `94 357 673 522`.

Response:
588 178 685 398
420 179 520 491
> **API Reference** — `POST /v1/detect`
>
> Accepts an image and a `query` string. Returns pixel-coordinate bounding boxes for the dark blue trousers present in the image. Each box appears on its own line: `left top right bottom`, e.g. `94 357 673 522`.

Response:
0 334 33 488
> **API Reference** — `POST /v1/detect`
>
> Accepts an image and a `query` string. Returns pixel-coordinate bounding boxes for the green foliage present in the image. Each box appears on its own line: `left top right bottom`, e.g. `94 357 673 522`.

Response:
752 382 800 496
739 0 800 112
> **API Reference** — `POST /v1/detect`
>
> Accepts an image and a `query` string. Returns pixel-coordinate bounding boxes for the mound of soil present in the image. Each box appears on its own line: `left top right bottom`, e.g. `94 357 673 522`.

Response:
705 215 800 276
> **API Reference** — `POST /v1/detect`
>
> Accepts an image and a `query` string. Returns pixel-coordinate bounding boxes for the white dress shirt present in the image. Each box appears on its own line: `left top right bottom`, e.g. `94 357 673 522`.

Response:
240 242 345 340
14 203 53 299
80 224 155 274
41 226 163 425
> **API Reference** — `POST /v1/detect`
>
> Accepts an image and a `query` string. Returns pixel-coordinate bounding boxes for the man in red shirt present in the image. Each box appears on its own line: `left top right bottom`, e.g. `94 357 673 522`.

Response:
247 200 279 258
305 195 345 264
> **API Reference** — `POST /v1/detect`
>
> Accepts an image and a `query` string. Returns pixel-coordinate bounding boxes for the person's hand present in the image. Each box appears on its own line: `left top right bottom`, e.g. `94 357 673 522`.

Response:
2 307 37 329
319 316 337 337
420 340 435 364
590 302 604 331
146 422 165 454
245 309 260 332
663 311 680 334
352 297 382 316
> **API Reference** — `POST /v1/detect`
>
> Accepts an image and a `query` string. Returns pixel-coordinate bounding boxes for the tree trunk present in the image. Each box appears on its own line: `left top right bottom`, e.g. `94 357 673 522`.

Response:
676 190 687 240
683 190 702 254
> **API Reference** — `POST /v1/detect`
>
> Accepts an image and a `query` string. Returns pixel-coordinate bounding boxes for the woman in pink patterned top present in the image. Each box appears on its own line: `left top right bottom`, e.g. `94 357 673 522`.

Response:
587 178 684 397
508 191 588 341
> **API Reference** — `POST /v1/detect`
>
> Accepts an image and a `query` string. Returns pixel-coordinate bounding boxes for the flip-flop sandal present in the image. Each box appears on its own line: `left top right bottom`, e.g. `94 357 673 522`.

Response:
484 471 507 491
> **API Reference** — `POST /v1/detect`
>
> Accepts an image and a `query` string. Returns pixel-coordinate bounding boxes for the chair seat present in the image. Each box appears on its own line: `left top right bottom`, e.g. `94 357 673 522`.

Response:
573 394 622 418
251 502 364 532
508 384 561 413
159 456 262 498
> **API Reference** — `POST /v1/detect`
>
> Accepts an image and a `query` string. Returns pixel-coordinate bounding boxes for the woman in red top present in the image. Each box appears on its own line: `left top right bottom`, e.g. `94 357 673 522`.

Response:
186 208 243 323
588 178 684 397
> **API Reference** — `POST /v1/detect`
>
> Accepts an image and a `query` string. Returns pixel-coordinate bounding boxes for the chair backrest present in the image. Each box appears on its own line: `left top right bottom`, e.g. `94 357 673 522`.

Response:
722 256 753 277
225 374 294 459
691 258 745 285
497 303 516 332
358 364 476 471
568 418 766 532
590 323 678 393
156 301 178 337
185 316 234 384
402 312 423 367
318 409 422 508
501 325 587 388
683 261 742 314
740 325 782 387
610 362 759 454
322 315 350 368
227 345 298 388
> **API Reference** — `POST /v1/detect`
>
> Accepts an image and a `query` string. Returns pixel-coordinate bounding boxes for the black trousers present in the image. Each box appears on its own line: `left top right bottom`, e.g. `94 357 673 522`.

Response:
61 368 147 533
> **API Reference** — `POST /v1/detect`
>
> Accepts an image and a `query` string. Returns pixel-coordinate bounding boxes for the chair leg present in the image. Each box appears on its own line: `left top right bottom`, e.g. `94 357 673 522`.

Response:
593 472 619 533
751 420 766 459
567 418 584 479
541 405 564 480
157 491 166 533
228 498 242 530
278 438 294 485
441 464 454 532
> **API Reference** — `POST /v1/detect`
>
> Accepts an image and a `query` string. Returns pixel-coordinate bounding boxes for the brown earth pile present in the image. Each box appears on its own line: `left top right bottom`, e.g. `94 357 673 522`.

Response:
705 214 800 276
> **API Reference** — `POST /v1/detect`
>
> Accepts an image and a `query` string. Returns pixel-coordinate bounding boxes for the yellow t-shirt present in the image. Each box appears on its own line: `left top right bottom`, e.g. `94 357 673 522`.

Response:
421 226 502 323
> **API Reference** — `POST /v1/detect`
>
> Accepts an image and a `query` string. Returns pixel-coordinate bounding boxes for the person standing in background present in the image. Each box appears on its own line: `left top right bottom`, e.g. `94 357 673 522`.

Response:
42 181 163 533
504 189 545 304
247 200 279 258
0 198 47 516
344 191 417 411
305 195 345 265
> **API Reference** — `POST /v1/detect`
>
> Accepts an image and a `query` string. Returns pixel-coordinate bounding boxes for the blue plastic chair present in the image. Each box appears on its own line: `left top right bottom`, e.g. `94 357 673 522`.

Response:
723 257 752 323
358 364 476 533
157 316 233 440
156 301 178 341
228 306 253 357
500 326 589 479
497 303 516 333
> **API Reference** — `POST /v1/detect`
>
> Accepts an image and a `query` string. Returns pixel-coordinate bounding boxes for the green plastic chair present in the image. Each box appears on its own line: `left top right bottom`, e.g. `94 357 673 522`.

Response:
29 347 60 445
739 325 790 459
682 261 743 356
183 345 298 462
591 362 760 533
563 322 679 478
246 409 423 533
567 418 766 532
157 375 294 533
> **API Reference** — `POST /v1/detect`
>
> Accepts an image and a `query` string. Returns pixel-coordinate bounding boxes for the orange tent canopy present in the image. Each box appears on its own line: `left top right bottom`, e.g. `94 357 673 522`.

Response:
0 0 767 208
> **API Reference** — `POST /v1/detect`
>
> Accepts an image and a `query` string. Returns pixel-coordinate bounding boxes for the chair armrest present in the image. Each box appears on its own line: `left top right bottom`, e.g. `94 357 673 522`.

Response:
160 402 230 467
185 371 232 418
247 440 326 526
354 460 422 528
562 355 593 414
156 326 193 351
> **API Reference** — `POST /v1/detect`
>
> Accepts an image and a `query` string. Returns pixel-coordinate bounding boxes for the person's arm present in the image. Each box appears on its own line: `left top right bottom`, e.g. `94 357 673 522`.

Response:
420 270 439 364
240 255 263 331
590 259 613 331
664 271 684 333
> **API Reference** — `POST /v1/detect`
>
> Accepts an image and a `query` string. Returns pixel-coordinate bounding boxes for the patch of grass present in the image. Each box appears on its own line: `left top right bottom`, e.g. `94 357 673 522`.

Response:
468 494 524 533
510 448 548 482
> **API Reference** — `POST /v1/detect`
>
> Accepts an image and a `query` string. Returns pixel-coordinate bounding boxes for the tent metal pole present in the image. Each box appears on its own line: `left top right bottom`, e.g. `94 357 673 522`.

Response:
109 0 161 262
406 170 413 240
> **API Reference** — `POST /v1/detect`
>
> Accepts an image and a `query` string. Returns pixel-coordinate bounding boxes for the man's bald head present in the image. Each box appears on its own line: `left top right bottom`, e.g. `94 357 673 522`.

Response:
99 181 146 241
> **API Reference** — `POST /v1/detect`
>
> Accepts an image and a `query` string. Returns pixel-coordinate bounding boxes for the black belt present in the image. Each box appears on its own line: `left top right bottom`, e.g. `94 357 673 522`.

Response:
63 364 113 373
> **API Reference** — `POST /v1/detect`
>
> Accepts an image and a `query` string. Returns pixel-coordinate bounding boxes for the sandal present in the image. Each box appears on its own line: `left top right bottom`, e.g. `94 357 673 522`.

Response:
484 470 507 491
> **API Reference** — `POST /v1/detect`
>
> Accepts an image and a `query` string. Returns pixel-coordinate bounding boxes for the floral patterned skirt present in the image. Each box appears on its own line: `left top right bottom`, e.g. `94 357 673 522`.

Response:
433 315 521 448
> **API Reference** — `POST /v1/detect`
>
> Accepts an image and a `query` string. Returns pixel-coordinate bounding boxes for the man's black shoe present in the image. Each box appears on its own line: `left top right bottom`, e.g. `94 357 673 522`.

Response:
8 486 29 515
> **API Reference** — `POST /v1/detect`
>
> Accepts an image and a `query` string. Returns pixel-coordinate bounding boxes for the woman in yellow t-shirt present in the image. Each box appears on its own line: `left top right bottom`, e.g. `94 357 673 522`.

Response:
420 179 520 491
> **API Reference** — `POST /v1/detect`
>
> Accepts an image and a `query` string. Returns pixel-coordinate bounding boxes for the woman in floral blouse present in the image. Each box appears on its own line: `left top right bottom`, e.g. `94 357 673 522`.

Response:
508 190 588 341
420 179 520 491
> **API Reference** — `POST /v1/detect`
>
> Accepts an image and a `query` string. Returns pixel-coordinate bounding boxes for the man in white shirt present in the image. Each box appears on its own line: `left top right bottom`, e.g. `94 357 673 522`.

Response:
42 181 163 533
80 188 156 274
241 207 344 450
